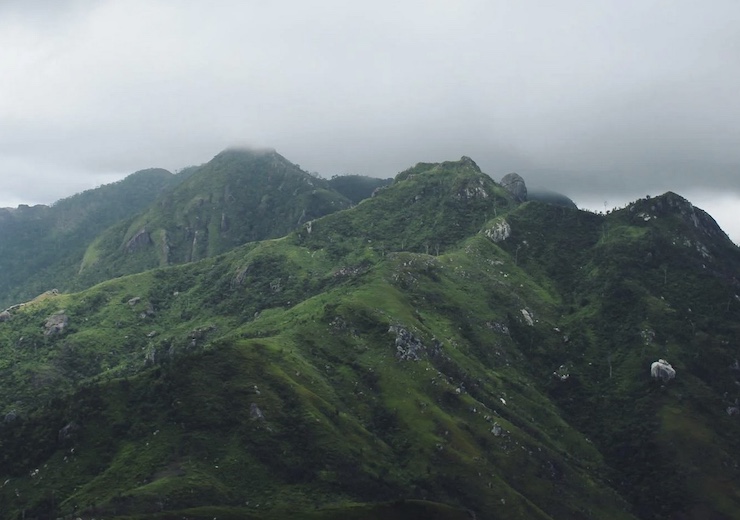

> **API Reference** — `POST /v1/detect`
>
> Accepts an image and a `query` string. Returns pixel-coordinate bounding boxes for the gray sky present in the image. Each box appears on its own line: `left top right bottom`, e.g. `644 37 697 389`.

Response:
1 0 739 242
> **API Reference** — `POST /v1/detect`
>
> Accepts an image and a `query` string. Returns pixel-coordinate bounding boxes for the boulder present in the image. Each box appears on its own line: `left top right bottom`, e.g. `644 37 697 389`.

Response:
250 403 265 421
650 359 676 381
501 173 527 202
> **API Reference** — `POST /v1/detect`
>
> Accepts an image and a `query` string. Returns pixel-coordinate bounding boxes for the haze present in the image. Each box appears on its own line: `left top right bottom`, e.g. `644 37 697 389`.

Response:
1 1 738 242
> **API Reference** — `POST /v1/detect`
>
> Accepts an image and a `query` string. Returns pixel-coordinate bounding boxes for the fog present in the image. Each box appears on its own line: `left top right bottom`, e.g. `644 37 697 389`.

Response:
1 0 738 241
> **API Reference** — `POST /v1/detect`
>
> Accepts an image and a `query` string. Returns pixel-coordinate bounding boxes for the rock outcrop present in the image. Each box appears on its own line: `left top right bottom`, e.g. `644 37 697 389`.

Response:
651 359 676 381
484 219 511 243
390 325 425 361
44 311 69 336
125 229 152 253
501 173 527 202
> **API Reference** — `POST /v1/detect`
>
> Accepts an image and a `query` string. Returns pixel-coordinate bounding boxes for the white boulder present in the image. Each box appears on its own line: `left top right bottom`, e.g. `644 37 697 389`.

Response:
650 359 676 381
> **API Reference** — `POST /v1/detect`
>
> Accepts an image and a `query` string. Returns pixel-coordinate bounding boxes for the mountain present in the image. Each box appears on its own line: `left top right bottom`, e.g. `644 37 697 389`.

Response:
527 187 578 209
0 168 181 308
0 157 738 520
74 148 352 289
327 174 393 204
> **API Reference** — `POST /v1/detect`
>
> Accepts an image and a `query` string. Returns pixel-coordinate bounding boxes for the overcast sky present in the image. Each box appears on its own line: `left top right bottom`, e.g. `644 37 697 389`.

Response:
1 0 738 242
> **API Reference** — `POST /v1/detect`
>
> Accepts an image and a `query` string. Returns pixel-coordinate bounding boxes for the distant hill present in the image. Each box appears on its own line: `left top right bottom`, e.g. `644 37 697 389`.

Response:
527 187 578 208
0 168 180 308
327 174 393 204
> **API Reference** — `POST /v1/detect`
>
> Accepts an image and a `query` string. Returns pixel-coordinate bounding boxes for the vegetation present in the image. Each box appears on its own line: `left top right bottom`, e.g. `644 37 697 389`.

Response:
0 168 180 308
0 154 738 519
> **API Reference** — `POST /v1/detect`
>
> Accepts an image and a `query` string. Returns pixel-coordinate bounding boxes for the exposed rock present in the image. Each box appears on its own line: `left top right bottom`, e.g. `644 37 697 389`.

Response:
640 328 655 346
58 421 79 443
553 365 570 381
0 310 11 322
44 311 69 336
250 403 265 421
127 297 141 306
651 359 676 381
233 265 249 286
491 422 503 436
520 309 534 326
501 173 527 202
187 324 217 347
456 178 489 200
3 411 17 423
484 219 511 243
631 192 728 240
125 228 152 253
487 322 510 335
458 156 482 172
139 303 156 319
389 325 425 361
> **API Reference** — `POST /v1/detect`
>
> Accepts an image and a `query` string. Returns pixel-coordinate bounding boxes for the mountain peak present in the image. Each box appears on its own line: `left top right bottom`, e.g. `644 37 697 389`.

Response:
628 191 728 240
452 155 481 172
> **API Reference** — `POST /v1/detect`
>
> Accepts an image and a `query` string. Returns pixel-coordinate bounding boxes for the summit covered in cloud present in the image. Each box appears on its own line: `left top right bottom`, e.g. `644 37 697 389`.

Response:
0 1 738 240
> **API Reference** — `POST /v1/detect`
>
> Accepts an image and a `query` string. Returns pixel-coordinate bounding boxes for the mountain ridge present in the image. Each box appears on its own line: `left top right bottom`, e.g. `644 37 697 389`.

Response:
0 155 737 519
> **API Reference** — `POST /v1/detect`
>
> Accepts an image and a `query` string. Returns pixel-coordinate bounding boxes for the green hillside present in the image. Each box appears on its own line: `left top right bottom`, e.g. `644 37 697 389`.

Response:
0 157 738 520
75 148 352 289
0 168 180 308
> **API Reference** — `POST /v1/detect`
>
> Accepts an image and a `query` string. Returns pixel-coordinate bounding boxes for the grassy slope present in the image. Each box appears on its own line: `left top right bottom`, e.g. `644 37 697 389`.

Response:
0 169 179 308
0 160 738 520
75 149 352 289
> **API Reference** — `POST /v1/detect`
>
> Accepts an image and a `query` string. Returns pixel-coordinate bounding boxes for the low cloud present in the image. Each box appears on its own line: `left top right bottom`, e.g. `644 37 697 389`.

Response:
0 0 738 241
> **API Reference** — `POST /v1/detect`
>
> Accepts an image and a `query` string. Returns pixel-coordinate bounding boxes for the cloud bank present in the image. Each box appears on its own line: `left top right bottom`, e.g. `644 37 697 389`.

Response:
0 0 738 240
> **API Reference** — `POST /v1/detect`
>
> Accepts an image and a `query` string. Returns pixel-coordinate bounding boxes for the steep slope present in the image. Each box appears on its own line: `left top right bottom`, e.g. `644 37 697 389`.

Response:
0 158 738 520
0 168 180 308
75 148 352 288
495 193 740 518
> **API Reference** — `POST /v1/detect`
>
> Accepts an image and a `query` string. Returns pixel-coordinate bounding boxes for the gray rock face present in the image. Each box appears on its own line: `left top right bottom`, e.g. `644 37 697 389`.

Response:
0 310 10 322
44 312 69 336
125 228 152 253
58 421 79 443
484 219 511 243
250 403 265 421
501 173 527 202
650 359 676 381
